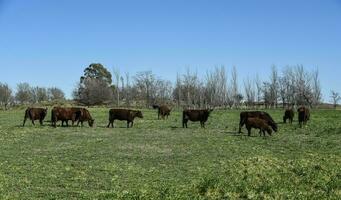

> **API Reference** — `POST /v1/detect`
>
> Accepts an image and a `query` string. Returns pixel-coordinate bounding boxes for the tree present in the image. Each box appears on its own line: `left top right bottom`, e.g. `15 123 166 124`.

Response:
134 71 156 107
244 77 255 108
15 83 32 104
330 90 341 109
31 87 48 103
312 68 322 107
74 64 113 106
113 68 120 106
48 87 65 101
231 66 239 108
269 65 279 108
74 78 113 106
81 63 112 86
0 83 13 110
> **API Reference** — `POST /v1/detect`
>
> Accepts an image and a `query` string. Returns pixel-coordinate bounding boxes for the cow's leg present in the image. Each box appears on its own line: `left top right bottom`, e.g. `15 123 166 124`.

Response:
23 117 27 127
31 119 35 126
247 127 252 137
107 120 112 128
127 121 130 128
131 121 134 128
239 119 245 133
40 119 43 126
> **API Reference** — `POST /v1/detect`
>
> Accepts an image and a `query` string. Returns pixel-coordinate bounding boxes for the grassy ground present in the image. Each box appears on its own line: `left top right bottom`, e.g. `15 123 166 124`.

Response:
0 108 340 199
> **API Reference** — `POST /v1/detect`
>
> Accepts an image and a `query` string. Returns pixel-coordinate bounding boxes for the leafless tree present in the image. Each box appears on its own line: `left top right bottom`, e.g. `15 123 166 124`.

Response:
15 83 32 104
231 66 240 108
244 77 255 108
330 90 341 109
134 71 156 107
0 83 13 110
48 87 65 101
113 68 120 106
311 68 322 107
74 78 113 106
269 65 279 108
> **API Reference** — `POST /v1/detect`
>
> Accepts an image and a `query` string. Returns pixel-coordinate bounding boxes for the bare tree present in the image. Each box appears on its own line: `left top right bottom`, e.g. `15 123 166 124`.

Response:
312 68 322 107
231 66 239 108
31 87 48 103
134 71 156 107
48 87 65 101
330 90 341 109
125 72 131 107
74 78 113 106
244 77 255 108
0 83 13 110
15 83 32 104
269 65 279 108
255 74 262 105
113 68 120 106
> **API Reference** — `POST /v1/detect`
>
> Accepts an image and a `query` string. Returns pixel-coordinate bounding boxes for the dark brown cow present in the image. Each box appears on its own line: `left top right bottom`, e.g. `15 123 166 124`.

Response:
23 107 48 126
283 109 294 124
297 106 310 128
245 118 273 137
153 105 171 119
71 107 94 127
239 111 278 133
51 107 79 127
107 109 143 128
182 109 213 128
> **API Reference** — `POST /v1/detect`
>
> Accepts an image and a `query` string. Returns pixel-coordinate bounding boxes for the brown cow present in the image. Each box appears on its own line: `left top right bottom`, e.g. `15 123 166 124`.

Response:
51 107 79 127
107 109 143 128
182 109 213 128
153 105 171 119
297 106 310 128
239 111 278 133
23 107 48 126
71 107 94 127
283 109 294 124
245 118 273 137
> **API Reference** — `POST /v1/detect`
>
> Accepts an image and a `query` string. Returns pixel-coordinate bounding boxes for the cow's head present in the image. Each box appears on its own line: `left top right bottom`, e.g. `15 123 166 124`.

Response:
88 119 95 127
135 111 143 118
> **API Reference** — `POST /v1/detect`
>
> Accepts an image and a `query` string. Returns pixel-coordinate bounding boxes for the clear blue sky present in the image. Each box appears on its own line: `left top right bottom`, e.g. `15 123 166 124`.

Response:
0 0 340 101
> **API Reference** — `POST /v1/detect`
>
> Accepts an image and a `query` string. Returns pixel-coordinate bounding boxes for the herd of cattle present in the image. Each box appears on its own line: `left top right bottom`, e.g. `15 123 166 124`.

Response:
22 105 311 136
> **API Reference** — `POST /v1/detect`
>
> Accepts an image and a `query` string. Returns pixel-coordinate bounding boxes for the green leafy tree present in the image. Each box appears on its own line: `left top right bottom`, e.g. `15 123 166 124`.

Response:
81 63 112 86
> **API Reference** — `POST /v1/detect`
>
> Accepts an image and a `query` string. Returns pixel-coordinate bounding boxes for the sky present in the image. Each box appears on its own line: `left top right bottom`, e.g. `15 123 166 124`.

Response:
0 0 340 101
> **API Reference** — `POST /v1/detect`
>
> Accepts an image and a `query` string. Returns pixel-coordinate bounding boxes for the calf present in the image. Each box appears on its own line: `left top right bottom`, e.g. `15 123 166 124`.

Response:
51 107 79 127
107 109 143 128
245 118 273 137
297 106 310 128
283 109 294 124
23 107 48 126
239 111 278 133
153 105 171 119
182 109 213 128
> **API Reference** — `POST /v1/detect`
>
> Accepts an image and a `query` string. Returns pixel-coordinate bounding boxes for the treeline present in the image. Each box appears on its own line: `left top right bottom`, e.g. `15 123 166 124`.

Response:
0 64 330 110
72 64 323 109
0 83 65 110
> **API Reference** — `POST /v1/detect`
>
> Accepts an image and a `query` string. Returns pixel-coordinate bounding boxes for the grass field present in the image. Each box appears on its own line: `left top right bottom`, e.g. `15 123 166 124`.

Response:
0 108 340 199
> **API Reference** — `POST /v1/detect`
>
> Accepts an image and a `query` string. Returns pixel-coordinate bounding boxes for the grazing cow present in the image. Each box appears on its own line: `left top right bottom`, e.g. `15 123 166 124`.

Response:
283 109 295 124
182 109 213 128
239 111 278 133
23 107 48 126
245 118 273 137
107 109 143 128
297 106 310 128
153 105 171 119
72 107 94 127
51 107 79 127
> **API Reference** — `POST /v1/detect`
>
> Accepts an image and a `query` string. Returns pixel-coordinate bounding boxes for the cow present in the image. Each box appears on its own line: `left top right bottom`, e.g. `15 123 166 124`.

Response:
51 107 80 127
239 111 278 133
283 109 294 124
23 107 48 126
107 109 143 128
72 107 94 127
182 109 213 128
297 106 310 128
245 117 273 137
153 105 171 120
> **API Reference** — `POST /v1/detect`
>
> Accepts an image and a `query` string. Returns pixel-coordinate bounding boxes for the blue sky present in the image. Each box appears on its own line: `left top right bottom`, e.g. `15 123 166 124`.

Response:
0 0 340 101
